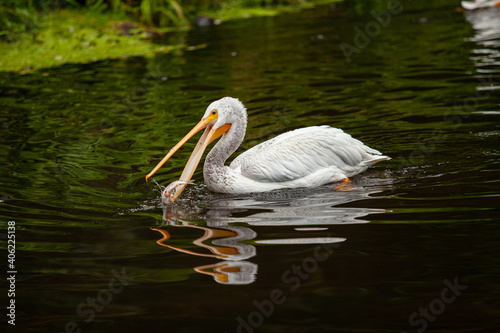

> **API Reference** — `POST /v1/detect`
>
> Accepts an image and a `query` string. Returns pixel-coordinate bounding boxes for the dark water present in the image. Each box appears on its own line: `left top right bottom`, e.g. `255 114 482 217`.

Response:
1 1 500 332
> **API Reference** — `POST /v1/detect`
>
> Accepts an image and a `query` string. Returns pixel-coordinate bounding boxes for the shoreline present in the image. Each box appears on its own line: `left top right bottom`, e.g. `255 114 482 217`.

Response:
0 0 341 73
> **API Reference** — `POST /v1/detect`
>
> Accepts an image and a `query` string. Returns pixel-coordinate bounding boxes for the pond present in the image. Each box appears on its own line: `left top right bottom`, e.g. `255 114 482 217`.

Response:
1 0 500 332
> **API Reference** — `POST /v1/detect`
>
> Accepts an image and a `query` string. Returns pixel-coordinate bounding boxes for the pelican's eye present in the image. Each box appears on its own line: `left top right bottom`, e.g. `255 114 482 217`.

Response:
211 109 217 115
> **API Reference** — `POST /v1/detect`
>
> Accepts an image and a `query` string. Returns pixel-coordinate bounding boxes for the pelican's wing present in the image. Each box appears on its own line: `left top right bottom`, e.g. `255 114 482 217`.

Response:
230 126 388 183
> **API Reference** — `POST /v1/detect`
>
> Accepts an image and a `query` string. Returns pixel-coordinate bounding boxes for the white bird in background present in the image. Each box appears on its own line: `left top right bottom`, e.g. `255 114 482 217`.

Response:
461 0 500 10
146 97 390 201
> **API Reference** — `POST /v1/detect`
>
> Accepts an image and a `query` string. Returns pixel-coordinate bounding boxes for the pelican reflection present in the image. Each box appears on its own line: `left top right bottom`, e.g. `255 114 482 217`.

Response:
194 261 258 285
152 215 258 285
152 178 391 285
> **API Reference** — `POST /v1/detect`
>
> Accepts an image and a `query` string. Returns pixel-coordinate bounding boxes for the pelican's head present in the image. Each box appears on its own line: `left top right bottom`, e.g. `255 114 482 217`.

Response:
203 97 247 132
145 97 245 202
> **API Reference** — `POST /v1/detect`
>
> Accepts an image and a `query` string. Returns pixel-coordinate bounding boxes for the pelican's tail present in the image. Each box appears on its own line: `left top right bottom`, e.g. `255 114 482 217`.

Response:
364 154 391 167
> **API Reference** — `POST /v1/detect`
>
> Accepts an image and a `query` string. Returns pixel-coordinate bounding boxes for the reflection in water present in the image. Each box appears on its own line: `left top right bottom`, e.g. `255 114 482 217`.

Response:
154 213 257 261
152 178 391 284
464 7 500 69
204 180 391 226
152 213 258 285
194 261 258 285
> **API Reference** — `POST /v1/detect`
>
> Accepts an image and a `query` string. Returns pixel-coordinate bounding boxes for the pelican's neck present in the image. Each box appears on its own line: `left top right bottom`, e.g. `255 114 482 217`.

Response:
203 100 248 192
205 115 247 169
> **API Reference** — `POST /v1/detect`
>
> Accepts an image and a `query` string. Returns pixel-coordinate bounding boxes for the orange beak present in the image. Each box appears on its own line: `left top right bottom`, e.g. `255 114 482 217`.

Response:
145 112 230 202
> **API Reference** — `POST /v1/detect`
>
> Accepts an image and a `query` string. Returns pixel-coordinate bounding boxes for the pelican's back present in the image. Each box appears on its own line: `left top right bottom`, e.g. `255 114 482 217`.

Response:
230 125 389 183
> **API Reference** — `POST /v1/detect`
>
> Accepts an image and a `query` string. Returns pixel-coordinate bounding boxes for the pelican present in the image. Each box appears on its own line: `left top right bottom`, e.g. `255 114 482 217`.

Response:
146 97 390 201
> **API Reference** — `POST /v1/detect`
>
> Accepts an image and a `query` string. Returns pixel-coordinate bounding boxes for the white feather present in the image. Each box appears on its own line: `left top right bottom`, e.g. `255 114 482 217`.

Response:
230 125 388 183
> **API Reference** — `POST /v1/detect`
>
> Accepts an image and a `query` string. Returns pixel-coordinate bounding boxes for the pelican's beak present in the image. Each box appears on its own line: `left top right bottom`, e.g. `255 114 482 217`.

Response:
145 112 231 202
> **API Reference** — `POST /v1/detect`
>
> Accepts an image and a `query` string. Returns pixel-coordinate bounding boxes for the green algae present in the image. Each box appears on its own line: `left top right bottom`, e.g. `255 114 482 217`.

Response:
0 0 341 73
0 10 185 73
201 0 341 21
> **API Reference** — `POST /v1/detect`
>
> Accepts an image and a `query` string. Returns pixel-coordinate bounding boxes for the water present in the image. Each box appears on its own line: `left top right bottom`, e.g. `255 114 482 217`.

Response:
1 1 500 332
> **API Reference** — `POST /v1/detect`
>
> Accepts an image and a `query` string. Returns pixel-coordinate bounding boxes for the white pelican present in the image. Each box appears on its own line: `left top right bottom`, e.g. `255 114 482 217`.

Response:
146 97 390 201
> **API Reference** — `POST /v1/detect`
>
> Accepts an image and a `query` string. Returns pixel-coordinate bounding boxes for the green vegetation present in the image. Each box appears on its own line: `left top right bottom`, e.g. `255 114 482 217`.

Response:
0 9 184 73
200 0 335 21
0 1 37 40
0 0 188 41
0 0 339 72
